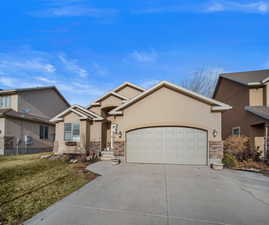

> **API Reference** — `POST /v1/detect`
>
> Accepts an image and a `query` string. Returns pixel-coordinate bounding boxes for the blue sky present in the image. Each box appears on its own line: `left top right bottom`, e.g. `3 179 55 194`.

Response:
0 0 269 105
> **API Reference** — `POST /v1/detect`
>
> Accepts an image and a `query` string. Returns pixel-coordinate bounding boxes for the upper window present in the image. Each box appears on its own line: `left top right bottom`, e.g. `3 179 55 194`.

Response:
64 123 80 142
0 96 11 108
232 127 240 136
40 125 49 140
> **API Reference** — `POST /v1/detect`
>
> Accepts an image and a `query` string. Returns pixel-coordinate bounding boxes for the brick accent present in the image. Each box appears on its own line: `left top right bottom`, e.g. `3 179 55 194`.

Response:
53 141 59 153
209 141 224 164
89 141 101 154
113 141 125 156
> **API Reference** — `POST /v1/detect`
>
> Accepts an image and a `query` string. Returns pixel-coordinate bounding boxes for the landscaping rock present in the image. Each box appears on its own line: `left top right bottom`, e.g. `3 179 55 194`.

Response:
40 154 52 159
211 163 224 170
70 159 78 164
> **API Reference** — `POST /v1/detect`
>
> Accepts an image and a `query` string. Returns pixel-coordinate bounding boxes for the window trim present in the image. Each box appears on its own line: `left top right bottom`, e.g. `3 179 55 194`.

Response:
64 123 80 142
232 127 240 136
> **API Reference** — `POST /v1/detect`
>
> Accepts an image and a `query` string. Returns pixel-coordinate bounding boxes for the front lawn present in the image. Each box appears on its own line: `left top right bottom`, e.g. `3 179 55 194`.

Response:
0 153 97 225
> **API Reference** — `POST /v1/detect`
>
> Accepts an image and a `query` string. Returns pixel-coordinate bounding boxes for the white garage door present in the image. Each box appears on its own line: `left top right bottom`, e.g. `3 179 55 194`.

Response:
126 127 207 165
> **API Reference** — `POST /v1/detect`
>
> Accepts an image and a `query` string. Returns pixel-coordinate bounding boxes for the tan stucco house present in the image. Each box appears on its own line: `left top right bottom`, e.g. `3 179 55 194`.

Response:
214 69 269 159
51 81 231 165
0 86 70 155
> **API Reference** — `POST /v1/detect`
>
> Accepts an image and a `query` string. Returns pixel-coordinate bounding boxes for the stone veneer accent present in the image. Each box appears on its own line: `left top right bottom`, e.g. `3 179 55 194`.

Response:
89 141 101 154
113 141 125 156
209 141 224 164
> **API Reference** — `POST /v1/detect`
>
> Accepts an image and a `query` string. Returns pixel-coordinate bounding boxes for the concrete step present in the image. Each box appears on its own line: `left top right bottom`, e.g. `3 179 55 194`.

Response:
100 151 115 161
101 151 114 156
100 156 115 161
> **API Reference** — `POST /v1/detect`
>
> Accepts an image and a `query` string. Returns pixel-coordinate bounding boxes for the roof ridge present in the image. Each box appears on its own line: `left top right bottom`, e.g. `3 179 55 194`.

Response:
109 81 231 115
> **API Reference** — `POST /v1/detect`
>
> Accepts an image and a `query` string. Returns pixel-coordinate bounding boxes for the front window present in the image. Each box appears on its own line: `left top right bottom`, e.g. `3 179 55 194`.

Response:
0 96 11 108
232 127 240 136
40 125 49 140
64 123 80 142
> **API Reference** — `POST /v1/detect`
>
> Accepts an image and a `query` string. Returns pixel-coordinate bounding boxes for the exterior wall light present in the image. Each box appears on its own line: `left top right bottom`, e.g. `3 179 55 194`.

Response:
213 129 218 138
118 131 122 138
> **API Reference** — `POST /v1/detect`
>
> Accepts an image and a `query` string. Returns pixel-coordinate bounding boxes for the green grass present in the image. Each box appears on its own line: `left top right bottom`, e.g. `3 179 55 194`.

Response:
0 153 96 225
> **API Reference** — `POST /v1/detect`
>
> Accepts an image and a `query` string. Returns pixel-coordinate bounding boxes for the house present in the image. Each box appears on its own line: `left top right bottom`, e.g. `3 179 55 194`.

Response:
0 86 70 155
213 69 269 159
51 81 231 165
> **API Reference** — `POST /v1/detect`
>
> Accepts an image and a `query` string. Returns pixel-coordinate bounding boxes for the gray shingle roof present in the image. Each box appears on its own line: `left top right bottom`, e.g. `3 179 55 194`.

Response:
245 106 269 120
220 70 269 86
0 109 52 124
0 86 70 106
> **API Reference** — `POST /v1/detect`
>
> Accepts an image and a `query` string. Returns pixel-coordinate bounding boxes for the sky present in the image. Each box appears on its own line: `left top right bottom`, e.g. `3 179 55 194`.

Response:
0 0 269 106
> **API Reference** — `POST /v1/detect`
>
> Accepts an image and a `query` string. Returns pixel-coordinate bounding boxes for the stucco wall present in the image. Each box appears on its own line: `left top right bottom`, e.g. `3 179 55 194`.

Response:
54 112 87 154
18 89 69 119
54 112 102 154
4 117 54 149
0 118 5 137
100 95 123 109
10 94 19 111
214 78 266 139
111 86 222 142
115 86 143 99
89 105 101 116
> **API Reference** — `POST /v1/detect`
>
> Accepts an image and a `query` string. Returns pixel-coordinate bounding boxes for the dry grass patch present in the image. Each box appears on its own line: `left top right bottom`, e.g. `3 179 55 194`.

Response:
0 153 97 225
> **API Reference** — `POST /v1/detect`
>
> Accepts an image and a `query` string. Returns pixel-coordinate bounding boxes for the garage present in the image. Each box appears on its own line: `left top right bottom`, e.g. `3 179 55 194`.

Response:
126 127 208 165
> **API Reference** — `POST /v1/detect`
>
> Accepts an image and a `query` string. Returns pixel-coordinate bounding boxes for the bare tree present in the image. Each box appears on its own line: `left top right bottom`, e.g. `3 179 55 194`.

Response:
181 68 221 97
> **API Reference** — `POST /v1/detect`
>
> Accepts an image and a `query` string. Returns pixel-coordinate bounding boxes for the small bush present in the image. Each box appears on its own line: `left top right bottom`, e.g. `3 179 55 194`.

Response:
222 153 238 168
238 160 269 170
224 135 252 161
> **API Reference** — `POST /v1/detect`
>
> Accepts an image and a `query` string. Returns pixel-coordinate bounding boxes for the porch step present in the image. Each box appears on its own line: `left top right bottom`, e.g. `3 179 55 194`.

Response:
100 151 115 161
101 151 114 156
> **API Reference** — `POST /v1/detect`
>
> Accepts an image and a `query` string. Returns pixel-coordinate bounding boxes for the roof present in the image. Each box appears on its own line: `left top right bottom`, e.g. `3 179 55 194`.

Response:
50 105 104 123
87 82 145 108
0 109 52 124
93 92 129 104
219 69 269 86
0 86 70 106
112 82 145 92
245 106 269 121
109 81 232 115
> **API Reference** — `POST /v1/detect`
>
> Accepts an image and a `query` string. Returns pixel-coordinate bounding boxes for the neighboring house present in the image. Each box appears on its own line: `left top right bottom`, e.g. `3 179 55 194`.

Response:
51 81 231 166
213 69 269 159
0 86 70 155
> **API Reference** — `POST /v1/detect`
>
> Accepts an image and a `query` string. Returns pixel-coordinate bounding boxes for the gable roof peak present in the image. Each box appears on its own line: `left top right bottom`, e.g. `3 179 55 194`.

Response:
113 82 145 92
109 81 231 115
50 104 103 123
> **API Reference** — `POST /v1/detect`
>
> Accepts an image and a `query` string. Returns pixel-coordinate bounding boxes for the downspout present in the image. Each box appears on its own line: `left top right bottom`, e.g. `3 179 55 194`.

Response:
265 123 268 161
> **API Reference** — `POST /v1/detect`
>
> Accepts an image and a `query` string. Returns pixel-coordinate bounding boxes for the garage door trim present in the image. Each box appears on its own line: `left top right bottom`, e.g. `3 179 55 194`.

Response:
125 126 208 165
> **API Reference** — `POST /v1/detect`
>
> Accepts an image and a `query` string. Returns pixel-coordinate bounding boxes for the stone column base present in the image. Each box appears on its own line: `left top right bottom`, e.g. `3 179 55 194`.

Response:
209 141 224 164
113 141 125 156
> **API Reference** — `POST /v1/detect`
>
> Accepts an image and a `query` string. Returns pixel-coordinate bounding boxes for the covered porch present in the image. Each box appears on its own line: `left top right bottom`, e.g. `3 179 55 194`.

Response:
250 122 269 160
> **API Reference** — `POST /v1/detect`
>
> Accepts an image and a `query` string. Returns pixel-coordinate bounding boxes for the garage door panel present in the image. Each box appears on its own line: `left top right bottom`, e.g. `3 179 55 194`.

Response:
126 128 164 163
126 127 207 165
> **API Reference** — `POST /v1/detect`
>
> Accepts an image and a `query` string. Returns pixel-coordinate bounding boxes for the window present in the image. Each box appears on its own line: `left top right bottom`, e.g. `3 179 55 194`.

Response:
232 127 240 136
64 123 80 142
0 96 11 108
40 125 49 139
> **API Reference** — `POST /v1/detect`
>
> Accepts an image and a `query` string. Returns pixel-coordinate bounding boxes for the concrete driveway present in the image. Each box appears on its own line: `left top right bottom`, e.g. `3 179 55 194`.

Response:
26 162 269 225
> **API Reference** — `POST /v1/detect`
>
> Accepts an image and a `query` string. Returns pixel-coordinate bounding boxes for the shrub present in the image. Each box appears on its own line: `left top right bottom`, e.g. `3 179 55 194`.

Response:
238 160 269 170
224 135 251 161
222 153 238 168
